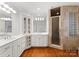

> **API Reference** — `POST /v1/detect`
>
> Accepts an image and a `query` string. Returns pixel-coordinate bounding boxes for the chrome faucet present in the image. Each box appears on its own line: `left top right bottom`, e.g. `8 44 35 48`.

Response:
0 33 11 40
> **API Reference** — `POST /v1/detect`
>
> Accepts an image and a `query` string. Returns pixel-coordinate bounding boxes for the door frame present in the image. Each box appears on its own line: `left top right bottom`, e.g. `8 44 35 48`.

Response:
48 16 62 49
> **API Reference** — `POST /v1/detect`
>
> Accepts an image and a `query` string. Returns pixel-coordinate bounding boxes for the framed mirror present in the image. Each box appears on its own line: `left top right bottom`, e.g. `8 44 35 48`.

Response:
0 9 12 34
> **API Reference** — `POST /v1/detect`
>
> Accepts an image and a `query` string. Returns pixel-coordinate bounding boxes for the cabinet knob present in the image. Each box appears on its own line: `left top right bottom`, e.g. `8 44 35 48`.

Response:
6 54 10 57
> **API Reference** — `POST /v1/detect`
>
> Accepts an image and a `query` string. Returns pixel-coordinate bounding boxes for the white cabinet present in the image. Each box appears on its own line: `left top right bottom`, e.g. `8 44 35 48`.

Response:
12 39 21 57
0 43 12 57
20 37 26 53
12 36 26 57
31 35 48 47
26 36 31 49
0 35 30 57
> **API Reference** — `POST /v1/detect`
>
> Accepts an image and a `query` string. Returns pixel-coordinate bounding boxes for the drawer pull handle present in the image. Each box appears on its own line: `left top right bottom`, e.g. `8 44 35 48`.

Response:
5 46 10 50
7 55 10 57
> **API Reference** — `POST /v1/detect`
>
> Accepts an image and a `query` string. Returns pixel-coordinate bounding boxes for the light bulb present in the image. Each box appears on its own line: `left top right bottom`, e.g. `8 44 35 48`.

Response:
42 18 44 21
38 18 40 21
40 18 42 21
35 18 37 21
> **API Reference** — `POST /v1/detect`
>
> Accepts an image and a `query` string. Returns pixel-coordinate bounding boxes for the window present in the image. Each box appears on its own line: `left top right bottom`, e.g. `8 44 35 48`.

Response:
69 12 77 36
33 16 47 33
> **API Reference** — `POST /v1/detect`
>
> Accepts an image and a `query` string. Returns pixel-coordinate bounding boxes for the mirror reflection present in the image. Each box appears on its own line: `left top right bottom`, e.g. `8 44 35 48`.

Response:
0 8 12 39
0 10 12 33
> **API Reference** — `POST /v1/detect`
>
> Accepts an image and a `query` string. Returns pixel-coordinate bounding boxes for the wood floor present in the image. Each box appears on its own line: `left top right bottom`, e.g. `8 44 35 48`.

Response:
20 47 79 57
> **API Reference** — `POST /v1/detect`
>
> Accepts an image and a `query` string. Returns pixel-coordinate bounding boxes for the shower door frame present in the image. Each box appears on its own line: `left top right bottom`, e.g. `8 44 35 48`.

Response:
49 16 62 49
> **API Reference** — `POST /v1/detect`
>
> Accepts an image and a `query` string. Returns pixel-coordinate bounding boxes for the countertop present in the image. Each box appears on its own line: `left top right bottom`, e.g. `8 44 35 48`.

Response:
0 33 48 47
0 34 26 47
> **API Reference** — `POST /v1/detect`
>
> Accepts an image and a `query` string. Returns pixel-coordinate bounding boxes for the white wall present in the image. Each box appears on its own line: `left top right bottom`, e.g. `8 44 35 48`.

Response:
12 12 31 36
12 12 49 47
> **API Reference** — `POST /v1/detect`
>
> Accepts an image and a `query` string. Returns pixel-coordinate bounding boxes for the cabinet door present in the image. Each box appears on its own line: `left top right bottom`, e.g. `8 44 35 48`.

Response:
0 48 12 57
31 36 39 46
12 40 18 57
39 36 48 46
20 37 26 53
12 39 21 57
0 43 12 57
26 36 31 49
31 35 48 47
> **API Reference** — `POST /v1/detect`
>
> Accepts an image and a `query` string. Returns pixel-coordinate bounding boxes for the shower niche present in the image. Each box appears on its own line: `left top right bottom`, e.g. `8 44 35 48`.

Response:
49 6 79 50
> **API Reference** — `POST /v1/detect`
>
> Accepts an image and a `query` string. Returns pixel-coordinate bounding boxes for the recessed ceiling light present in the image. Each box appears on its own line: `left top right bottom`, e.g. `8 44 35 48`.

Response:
37 8 40 10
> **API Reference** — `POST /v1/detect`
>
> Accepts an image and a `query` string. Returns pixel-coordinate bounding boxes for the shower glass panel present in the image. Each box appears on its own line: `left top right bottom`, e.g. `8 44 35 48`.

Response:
69 12 76 37
52 17 60 45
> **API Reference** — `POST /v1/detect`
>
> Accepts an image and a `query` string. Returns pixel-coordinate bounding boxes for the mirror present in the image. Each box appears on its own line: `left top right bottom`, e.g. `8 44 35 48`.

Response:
0 9 12 34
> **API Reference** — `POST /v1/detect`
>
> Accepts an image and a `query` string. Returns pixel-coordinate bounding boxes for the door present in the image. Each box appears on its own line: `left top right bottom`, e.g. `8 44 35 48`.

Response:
52 17 60 45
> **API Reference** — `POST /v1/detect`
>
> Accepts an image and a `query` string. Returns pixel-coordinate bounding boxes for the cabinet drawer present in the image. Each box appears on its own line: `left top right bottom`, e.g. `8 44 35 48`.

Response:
0 48 12 57
0 43 12 55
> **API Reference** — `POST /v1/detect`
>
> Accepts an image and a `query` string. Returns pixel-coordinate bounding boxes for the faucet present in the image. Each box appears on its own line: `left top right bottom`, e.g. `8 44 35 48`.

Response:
0 33 11 40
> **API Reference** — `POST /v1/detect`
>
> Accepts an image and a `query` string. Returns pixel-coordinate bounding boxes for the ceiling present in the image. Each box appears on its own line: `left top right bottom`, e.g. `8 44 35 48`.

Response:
0 9 11 18
5 2 79 16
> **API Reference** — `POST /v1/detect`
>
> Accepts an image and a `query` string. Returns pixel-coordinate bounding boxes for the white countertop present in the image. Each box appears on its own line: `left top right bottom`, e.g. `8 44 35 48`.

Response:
0 34 26 47
31 33 48 35
0 33 48 47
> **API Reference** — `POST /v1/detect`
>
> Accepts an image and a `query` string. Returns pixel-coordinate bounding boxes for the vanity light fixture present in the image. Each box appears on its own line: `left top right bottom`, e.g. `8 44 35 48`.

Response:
0 2 16 14
0 18 11 20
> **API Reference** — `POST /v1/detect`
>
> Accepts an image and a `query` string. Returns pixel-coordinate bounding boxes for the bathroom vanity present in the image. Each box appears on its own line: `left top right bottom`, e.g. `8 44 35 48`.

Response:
0 34 31 57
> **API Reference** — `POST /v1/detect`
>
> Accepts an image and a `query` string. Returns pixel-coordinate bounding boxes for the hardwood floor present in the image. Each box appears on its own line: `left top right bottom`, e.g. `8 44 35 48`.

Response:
20 47 79 57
